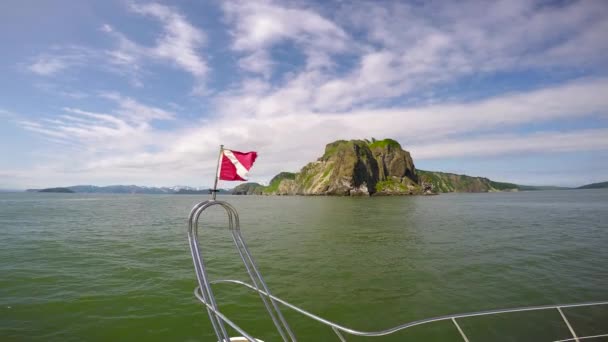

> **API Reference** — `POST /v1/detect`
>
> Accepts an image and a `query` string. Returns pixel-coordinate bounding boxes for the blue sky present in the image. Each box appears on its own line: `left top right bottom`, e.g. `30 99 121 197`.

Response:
1 0 607 189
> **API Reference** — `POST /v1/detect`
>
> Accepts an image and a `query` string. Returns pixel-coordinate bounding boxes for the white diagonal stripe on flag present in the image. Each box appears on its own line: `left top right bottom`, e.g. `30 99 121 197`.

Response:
223 149 250 180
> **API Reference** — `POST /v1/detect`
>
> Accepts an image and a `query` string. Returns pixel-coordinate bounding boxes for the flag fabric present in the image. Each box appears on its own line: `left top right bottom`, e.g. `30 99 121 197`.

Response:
219 149 258 181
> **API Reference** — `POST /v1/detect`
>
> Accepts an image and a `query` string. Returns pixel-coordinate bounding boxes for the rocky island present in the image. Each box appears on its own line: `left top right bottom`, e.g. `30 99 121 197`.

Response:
263 139 421 196
233 138 528 197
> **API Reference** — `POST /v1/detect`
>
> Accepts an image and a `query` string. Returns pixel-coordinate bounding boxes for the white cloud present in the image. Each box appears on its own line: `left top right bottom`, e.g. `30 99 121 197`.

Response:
26 3 207 85
17 120 72 140
26 47 92 76
224 0 347 51
220 0 608 112
100 92 175 121
127 2 207 77
173 79 608 178
238 50 274 77
344 0 608 70
100 24 142 67
28 58 68 76
21 77 602 185
98 3 208 80
323 0 608 110
410 129 608 159
11 1 608 188
18 95 176 158
223 0 351 74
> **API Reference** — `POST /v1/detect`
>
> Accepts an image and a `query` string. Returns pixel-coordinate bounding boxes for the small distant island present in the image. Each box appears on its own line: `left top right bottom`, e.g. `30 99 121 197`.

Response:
24 138 606 197
174 189 231 194
38 187 75 193
232 182 266 195
26 185 230 195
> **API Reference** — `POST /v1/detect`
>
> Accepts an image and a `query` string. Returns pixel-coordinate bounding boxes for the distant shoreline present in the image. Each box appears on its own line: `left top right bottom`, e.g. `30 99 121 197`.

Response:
10 187 607 196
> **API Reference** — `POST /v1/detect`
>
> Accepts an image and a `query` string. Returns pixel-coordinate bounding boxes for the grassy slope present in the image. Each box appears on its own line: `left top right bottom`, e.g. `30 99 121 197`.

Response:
263 172 297 194
418 170 574 192
368 138 401 149
417 170 519 192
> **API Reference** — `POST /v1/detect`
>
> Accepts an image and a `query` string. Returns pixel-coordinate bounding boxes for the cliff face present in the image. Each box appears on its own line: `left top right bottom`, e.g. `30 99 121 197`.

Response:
267 139 420 196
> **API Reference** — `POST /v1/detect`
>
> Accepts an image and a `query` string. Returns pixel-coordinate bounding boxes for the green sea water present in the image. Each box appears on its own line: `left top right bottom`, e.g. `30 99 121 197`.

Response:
1 190 607 341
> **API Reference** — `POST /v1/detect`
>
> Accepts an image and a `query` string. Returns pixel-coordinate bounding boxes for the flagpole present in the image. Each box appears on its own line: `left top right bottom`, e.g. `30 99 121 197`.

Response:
211 144 223 200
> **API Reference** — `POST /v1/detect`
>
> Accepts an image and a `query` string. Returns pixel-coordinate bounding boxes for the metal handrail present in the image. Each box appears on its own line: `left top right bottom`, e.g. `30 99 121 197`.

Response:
196 281 608 341
188 199 607 341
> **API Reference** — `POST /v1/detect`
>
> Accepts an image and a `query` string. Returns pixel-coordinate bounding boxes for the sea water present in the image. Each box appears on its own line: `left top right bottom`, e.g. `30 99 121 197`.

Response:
1 190 607 341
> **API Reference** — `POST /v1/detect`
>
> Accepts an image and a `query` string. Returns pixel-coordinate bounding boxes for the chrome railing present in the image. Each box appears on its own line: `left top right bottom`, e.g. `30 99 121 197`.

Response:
188 199 607 342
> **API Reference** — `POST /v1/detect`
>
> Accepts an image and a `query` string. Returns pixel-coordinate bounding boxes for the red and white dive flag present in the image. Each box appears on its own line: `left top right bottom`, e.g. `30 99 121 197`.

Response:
219 149 258 181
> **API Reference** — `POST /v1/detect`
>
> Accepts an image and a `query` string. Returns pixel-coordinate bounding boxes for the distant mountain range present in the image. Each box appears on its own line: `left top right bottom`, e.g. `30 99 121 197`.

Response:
26 185 230 194
23 180 608 195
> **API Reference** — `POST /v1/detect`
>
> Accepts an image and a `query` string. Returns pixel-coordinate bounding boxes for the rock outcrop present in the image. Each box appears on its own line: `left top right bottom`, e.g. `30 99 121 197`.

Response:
265 139 421 196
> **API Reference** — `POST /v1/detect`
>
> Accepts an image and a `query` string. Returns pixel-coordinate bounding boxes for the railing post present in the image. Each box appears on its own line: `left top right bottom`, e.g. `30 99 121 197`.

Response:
332 327 347 342
557 307 579 342
452 318 470 342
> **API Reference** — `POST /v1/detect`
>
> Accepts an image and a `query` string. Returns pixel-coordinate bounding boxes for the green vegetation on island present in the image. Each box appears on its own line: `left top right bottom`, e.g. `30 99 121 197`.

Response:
262 172 297 195
417 171 577 192
367 138 401 149
417 170 519 193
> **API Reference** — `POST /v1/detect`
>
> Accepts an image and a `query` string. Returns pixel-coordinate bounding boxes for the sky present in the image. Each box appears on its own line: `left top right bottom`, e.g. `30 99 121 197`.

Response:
1 0 607 189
